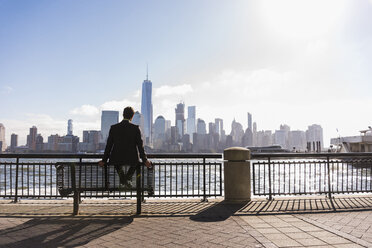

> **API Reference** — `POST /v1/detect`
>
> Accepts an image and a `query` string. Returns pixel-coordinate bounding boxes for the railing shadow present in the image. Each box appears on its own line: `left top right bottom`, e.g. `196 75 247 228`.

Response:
0 216 133 248
236 196 372 215
190 201 249 222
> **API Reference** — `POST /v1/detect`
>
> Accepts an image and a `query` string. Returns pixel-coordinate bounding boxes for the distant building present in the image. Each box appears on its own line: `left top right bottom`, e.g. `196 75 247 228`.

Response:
175 102 185 140
67 119 73 135
306 124 324 151
242 128 253 147
290 130 307 151
208 122 216 135
230 119 244 146
153 116 166 150
78 130 101 153
35 134 44 152
141 73 153 145
101 111 119 143
186 106 196 142
45 134 60 151
59 135 79 153
274 124 290 149
197 119 206 135
247 112 252 131
0 123 6 152
253 122 257 146
10 133 18 152
26 126 38 151
215 118 223 140
255 130 273 147
132 111 145 143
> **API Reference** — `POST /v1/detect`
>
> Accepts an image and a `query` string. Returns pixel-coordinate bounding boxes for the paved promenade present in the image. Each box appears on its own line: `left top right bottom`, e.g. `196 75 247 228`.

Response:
1 195 372 247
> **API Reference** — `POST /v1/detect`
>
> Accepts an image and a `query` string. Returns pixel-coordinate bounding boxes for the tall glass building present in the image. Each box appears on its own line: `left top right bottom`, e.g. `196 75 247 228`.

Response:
186 106 196 142
141 75 153 145
67 119 73 136
101 111 119 143
175 102 185 139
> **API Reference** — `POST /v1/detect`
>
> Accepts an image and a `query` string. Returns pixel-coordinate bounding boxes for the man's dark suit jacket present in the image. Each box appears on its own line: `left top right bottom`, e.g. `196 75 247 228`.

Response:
102 120 147 165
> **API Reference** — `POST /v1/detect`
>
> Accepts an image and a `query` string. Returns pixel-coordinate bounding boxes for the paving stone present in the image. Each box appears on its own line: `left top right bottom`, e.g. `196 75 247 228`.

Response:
270 238 301 247
296 238 326 246
286 232 313 240
277 227 302 233
333 244 364 248
317 236 351 245
256 228 281 234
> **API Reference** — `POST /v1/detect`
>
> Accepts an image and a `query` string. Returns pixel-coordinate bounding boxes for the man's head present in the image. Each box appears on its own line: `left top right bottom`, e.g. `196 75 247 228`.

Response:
123 107 135 120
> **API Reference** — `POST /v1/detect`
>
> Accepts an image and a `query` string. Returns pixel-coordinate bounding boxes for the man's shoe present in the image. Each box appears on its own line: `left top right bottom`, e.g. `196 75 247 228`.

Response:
147 187 154 196
124 181 133 189
118 181 133 191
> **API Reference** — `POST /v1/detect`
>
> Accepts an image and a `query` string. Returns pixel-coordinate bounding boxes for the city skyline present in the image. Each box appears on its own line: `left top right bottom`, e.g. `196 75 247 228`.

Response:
1 1 372 146
0 107 325 153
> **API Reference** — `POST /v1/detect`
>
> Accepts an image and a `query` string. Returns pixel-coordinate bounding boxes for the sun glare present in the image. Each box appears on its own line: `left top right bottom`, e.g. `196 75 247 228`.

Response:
260 0 348 39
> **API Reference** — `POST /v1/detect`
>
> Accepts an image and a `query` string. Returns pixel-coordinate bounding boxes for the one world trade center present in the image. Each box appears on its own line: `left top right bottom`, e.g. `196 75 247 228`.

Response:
141 70 153 145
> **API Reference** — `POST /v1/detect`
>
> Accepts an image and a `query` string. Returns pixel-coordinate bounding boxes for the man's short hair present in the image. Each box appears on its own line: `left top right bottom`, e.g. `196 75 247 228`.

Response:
123 107 135 119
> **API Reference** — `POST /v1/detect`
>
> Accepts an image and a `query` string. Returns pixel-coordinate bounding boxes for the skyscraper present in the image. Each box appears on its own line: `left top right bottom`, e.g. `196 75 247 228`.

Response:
101 111 119 142
197 118 206 135
247 112 252 130
67 119 73 135
132 111 145 143
11 133 18 152
186 106 196 142
141 70 153 145
0 123 6 152
153 116 166 149
27 126 37 151
215 118 223 137
175 102 185 139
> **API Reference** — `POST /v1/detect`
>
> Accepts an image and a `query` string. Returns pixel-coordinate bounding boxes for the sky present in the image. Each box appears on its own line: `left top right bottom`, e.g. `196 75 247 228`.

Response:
1 0 372 146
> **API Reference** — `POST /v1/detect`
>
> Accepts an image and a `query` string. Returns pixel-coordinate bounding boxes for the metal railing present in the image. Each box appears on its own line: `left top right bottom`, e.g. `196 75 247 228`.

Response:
251 153 372 200
0 153 223 202
2 152 372 203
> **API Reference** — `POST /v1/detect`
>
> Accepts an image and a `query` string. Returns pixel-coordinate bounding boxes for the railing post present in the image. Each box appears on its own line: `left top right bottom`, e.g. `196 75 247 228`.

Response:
13 158 19 203
136 163 142 215
224 147 251 203
326 156 336 211
268 157 273 201
326 156 332 199
202 157 207 202
78 158 82 204
72 163 79 215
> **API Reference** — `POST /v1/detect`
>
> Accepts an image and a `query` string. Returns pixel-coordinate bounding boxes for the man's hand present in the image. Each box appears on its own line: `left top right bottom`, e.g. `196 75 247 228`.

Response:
145 160 152 169
98 160 105 167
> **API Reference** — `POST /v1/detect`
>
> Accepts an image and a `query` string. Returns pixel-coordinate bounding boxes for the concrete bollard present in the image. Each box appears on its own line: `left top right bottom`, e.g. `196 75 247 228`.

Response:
224 147 251 202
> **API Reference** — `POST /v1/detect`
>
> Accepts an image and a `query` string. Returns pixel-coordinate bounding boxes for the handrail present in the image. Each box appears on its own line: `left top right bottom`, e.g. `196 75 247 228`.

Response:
251 152 372 159
0 153 223 159
2 152 372 160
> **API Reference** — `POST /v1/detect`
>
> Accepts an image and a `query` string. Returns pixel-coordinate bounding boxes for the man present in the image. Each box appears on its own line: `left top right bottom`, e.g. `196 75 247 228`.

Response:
98 106 151 188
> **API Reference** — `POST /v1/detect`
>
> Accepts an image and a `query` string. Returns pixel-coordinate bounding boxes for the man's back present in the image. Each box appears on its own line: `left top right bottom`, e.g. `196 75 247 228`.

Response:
103 120 147 165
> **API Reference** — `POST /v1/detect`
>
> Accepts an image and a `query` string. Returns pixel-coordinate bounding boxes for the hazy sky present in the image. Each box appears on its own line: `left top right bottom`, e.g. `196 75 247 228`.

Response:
1 0 372 146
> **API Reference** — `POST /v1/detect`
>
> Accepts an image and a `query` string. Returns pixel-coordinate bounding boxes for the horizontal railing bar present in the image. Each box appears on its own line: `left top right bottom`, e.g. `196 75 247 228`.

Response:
252 152 372 159
2 152 372 160
0 153 223 159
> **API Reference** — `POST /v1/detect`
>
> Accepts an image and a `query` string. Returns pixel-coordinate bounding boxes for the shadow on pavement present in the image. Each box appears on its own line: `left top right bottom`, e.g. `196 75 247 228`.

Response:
190 201 248 222
0 216 133 248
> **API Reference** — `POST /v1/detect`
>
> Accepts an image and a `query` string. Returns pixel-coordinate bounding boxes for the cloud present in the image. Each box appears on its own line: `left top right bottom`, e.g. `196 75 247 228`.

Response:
70 104 99 116
101 99 138 112
154 84 193 97
0 86 13 94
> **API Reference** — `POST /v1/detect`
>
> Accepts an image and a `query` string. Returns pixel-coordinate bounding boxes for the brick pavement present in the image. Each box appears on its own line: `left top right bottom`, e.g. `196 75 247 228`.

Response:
1 196 372 247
